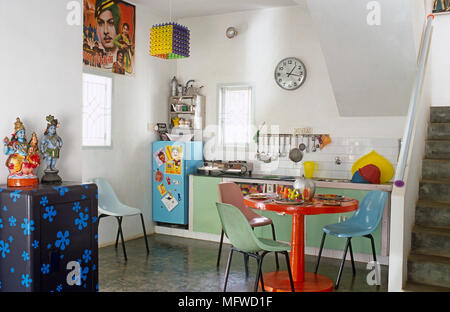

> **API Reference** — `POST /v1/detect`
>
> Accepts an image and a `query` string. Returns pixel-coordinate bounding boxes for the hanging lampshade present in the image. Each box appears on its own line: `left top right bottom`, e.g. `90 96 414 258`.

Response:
150 22 190 59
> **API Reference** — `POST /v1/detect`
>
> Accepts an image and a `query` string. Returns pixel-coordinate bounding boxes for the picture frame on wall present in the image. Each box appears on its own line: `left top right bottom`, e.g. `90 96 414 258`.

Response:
83 0 136 76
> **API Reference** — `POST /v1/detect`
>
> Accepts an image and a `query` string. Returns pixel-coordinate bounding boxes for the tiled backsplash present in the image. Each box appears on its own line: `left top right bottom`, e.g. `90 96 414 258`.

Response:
204 136 400 181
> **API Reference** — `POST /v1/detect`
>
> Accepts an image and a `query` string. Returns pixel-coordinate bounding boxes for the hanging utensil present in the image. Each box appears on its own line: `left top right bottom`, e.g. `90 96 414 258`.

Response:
289 134 303 163
299 135 306 151
262 134 272 163
312 136 317 152
278 135 282 157
315 135 321 149
256 131 261 160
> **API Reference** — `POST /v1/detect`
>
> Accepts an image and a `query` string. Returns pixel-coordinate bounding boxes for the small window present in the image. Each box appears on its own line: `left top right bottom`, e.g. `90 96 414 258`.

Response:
82 73 112 147
218 84 253 146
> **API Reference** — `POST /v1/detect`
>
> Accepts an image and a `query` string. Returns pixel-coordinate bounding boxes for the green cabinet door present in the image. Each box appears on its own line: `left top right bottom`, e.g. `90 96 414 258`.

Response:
192 176 223 235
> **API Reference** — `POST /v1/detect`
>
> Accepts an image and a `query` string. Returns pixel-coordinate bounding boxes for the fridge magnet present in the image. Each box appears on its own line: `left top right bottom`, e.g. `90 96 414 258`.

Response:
157 183 167 197
165 160 181 175
83 0 136 76
177 193 182 202
3 118 40 187
161 192 178 212
154 148 166 166
173 179 180 185
165 145 182 162
166 176 171 185
155 169 164 183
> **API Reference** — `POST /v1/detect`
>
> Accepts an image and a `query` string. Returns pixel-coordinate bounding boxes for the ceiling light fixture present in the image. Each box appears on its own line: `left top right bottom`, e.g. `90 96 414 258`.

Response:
149 0 190 59
226 27 238 39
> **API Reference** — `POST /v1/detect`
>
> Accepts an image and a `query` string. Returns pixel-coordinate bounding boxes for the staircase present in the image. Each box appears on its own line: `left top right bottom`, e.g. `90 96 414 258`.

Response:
405 107 450 291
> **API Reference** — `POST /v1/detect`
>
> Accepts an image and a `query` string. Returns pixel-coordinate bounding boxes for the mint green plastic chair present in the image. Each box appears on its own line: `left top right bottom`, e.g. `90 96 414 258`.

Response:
216 202 295 292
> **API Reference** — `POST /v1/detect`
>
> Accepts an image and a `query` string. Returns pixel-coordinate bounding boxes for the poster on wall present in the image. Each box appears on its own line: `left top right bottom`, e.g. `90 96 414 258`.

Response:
433 0 450 12
83 0 136 76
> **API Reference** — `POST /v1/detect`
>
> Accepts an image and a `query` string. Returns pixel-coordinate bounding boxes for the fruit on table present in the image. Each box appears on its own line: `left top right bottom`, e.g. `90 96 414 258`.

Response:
283 188 289 199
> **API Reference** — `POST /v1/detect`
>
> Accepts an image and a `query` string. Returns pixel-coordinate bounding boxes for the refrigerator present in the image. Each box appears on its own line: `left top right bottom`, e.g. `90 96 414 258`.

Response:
152 141 203 225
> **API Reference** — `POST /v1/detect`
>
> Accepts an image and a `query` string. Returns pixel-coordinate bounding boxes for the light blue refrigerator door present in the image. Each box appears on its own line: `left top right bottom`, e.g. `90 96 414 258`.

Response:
152 141 187 225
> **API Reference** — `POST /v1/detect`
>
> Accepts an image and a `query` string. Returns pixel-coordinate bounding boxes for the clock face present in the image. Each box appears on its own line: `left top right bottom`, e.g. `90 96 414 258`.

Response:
274 57 307 90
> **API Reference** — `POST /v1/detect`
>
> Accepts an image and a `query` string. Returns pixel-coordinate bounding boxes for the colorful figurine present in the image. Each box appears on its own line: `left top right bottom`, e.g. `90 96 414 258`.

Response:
40 115 63 184
3 118 40 186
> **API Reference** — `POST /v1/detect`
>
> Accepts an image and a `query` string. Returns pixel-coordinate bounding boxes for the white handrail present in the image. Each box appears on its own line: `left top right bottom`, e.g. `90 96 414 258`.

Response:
394 14 434 187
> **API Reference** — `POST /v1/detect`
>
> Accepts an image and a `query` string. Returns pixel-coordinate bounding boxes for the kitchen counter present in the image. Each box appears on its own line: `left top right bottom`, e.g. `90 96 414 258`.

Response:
190 172 393 192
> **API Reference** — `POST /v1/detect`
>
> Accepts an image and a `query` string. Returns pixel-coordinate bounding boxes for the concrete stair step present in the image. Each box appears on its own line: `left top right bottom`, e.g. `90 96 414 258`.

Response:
419 179 450 201
428 123 450 140
425 140 450 160
404 281 450 292
422 159 450 180
416 200 450 228
411 225 450 258
407 253 450 288
430 106 450 123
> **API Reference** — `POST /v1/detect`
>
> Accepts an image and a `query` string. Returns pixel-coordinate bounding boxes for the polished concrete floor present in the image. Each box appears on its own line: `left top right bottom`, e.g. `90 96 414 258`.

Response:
98 234 388 292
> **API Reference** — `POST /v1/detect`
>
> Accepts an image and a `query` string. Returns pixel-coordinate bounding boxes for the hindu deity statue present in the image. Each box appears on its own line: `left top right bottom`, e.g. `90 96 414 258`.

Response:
3 118 40 186
40 115 63 184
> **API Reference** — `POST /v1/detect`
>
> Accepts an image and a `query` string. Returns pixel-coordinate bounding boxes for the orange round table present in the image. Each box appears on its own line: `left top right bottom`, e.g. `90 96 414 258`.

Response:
244 195 359 292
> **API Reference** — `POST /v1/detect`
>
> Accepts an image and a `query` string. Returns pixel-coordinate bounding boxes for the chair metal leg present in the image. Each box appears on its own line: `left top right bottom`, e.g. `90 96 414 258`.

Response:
348 238 356 275
254 252 267 292
270 224 280 270
244 254 249 277
283 251 295 292
223 247 234 292
335 237 350 289
114 220 120 249
366 234 377 263
315 232 326 273
217 229 225 267
116 217 127 261
140 214 149 254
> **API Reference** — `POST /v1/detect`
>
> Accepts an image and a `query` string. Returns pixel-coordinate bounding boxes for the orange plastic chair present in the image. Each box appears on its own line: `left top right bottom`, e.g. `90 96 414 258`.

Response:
217 182 279 273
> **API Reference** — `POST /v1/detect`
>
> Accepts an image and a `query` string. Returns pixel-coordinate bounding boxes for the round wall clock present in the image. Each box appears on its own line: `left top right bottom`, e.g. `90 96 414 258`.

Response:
274 57 307 90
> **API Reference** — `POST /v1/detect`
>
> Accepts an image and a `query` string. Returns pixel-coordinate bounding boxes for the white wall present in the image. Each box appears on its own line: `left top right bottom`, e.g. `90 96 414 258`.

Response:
306 0 418 117
82 4 176 246
0 0 83 182
176 6 407 146
431 14 450 107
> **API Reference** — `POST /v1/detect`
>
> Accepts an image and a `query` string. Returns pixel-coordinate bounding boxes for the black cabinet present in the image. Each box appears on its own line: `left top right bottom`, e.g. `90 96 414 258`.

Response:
0 182 98 292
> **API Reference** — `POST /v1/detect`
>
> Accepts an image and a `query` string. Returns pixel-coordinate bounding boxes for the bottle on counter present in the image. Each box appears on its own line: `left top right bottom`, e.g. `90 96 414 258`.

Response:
171 76 178 96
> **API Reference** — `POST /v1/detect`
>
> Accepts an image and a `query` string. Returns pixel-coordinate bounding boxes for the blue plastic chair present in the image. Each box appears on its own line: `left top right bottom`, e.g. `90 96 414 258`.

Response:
93 178 149 261
314 190 388 289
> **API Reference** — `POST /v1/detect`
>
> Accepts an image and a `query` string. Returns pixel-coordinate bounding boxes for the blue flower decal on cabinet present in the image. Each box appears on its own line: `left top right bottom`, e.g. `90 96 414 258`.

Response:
0 183 98 292
55 231 70 250
43 206 57 222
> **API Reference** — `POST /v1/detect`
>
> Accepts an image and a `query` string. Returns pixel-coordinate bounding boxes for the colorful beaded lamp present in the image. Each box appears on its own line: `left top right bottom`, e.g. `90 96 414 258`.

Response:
150 22 190 59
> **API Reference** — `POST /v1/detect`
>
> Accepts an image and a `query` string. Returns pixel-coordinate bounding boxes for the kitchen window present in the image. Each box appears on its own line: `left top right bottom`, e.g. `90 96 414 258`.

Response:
218 84 253 146
82 73 112 147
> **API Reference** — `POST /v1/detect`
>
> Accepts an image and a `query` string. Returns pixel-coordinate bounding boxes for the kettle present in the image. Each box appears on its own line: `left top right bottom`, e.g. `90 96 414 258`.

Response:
293 176 316 201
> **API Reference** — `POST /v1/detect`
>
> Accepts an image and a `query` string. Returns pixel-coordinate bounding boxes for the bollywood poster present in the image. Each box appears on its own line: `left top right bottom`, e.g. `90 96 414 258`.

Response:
433 0 450 12
83 0 136 76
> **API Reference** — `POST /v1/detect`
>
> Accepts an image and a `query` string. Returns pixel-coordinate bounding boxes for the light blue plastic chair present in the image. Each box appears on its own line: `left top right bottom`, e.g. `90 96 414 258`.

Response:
314 190 388 289
93 178 149 261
